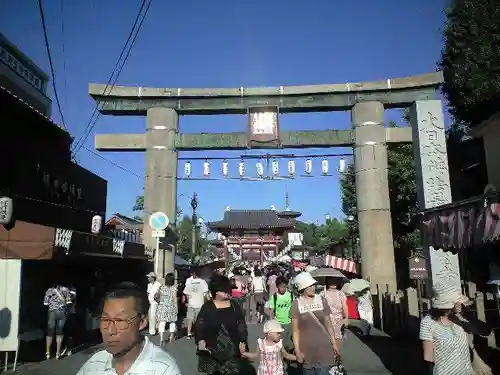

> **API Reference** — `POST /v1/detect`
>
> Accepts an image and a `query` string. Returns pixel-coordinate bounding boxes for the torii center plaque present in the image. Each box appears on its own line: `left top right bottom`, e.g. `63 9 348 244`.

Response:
247 106 280 146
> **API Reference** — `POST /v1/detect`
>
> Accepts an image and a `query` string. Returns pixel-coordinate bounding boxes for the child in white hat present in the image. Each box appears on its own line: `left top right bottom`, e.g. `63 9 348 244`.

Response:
242 320 296 375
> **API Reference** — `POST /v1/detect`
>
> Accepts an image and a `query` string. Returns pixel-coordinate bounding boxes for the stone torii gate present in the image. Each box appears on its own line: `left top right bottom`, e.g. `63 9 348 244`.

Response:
89 71 460 292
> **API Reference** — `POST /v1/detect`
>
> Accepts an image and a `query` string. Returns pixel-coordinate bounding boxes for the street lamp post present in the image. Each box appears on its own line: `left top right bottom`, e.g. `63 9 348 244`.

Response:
191 193 198 256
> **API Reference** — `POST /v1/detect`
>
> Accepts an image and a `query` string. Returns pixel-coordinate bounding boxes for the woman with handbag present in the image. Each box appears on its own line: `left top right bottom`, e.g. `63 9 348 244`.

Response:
156 273 178 346
195 274 251 375
291 272 345 375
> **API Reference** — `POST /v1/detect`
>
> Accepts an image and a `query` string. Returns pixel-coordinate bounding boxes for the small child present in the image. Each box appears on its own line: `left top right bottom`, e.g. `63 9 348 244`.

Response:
243 320 296 375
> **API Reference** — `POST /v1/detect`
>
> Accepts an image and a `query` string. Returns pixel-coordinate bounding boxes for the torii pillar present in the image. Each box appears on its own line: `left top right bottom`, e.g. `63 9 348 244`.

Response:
352 102 397 293
143 107 178 278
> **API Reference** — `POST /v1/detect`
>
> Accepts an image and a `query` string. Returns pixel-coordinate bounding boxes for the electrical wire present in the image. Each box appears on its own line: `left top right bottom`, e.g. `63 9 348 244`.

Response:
80 148 352 181
59 0 68 113
71 0 148 153
177 152 353 161
82 145 143 179
72 0 153 156
37 0 67 130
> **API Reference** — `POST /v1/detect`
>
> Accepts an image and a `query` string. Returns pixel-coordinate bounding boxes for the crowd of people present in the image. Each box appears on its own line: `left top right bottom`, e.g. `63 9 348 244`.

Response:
67 264 363 375
42 261 493 375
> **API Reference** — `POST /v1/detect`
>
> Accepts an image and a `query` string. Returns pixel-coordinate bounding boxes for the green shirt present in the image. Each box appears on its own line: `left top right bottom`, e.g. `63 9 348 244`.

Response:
265 291 292 324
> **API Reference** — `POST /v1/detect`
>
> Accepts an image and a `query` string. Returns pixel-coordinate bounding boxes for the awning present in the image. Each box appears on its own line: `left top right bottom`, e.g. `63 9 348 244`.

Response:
0 221 152 261
310 255 359 274
0 221 55 259
420 192 500 250
53 228 151 260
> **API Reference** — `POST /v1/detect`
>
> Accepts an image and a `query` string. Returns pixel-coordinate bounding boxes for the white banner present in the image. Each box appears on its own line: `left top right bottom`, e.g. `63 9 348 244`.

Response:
0 259 22 351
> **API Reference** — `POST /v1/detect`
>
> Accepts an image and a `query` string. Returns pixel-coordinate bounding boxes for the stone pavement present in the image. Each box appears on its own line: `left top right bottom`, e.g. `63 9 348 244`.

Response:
7 324 425 375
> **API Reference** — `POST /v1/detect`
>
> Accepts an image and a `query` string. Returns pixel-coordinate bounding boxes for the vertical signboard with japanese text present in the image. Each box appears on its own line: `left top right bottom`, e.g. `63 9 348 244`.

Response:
411 100 461 292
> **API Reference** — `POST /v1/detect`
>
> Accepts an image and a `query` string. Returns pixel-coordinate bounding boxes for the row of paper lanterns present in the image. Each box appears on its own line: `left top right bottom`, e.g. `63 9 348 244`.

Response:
183 158 347 178
0 194 106 234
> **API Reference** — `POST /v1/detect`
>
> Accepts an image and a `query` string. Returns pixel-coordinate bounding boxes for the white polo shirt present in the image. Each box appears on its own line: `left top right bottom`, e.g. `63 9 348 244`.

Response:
76 337 181 375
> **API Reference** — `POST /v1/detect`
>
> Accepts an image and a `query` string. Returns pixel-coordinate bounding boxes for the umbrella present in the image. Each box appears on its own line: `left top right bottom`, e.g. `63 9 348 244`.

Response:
347 278 370 292
277 255 292 262
341 283 354 295
310 267 347 279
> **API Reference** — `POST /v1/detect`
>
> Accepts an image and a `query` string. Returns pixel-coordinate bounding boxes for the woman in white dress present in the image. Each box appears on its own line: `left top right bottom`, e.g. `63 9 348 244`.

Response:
252 268 266 323
155 273 178 345
419 283 474 375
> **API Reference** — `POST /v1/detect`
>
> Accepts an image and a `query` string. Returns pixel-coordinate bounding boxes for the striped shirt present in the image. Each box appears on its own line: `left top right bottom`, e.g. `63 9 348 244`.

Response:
76 337 182 375
419 315 474 375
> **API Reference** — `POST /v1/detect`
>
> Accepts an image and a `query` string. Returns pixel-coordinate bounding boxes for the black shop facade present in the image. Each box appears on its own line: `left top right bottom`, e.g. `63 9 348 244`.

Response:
0 84 152 358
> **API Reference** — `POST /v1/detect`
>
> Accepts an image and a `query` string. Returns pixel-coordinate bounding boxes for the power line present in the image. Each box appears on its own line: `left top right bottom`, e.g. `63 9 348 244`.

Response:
78 147 352 181
59 0 68 113
37 0 67 130
72 0 153 155
177 152 353 161
82 146 142 179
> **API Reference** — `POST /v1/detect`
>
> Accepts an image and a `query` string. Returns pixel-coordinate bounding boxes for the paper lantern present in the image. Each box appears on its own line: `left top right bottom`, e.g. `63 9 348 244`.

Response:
256 162 264 177
321 159 329 175
238 160 245 177
272 160 279 176
339 158 346 173
288 160 295 176
184 161 192 177
305 159 312 175
0 196 14 226
221 160 229 177
91 215 102 234
203 160 210 176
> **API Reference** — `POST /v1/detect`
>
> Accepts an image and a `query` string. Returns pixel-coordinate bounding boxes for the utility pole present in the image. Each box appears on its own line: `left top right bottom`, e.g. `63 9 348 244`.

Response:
190 193 198 256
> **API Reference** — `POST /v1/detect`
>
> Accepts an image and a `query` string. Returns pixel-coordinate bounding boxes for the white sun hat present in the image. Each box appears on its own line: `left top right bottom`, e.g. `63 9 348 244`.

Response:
263 319 285 333
305 265 317 272
432 281 472 309
293 272 317 291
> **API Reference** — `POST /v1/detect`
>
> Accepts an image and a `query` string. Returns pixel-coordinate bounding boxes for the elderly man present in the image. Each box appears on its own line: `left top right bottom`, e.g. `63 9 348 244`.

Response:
146 272 161 335
76 283 182 375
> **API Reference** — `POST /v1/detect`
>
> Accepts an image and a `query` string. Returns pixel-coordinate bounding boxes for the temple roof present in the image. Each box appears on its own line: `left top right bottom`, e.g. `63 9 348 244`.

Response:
107 213 143 226
277 210 302 219
207 209 297 231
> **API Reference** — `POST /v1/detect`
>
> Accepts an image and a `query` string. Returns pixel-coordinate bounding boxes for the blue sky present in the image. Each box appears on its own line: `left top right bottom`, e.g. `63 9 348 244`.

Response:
2 0 447 224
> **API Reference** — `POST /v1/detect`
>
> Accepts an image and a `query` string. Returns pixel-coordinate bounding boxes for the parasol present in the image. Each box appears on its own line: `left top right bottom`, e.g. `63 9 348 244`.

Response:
347 278 370 292
310 267 347 279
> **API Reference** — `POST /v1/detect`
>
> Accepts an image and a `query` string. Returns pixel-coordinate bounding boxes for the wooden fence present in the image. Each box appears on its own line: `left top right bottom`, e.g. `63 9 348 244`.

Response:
370 282 500 349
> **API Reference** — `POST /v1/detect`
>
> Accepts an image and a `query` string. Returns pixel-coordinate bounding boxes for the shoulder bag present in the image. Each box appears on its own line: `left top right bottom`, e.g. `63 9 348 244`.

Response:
308 302 346 375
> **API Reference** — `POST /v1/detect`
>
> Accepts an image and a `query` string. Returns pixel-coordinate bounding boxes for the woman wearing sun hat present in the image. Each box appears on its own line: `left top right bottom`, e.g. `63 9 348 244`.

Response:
419 282 491 375
290 272 341 375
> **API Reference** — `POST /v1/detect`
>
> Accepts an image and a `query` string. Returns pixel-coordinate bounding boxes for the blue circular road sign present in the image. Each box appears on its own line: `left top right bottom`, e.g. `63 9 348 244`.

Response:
149 212 170 230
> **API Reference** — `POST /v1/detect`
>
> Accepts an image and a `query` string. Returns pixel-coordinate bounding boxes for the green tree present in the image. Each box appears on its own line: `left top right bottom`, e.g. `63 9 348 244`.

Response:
173 215 208 257
340 112 420 253
439 0 500 127
132 194 183 222
133 195 144 212
294 219 348 254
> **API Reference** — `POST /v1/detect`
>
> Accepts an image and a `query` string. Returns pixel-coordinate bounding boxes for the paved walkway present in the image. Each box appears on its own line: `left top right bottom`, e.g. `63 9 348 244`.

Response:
6 324 425 375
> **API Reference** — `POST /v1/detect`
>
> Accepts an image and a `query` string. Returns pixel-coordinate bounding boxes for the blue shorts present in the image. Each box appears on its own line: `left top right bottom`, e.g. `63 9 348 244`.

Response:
47 311 67 336
302 366 331 375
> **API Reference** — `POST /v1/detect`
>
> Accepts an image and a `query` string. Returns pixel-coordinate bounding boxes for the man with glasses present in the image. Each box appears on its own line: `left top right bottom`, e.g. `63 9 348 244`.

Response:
76 282 182 375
